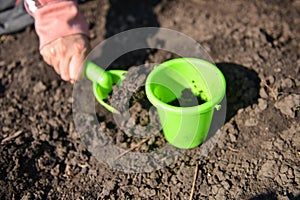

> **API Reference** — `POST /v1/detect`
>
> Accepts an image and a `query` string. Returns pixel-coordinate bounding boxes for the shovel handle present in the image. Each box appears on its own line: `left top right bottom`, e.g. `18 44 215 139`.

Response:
85 61 112 91
85 61 105 83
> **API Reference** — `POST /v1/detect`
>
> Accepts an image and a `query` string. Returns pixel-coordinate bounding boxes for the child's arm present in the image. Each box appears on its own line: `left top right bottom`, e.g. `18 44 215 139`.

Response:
25 0 90 82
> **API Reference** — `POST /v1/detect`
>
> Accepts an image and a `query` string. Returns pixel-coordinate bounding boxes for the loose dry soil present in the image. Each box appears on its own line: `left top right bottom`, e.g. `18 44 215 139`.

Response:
0 0 300 199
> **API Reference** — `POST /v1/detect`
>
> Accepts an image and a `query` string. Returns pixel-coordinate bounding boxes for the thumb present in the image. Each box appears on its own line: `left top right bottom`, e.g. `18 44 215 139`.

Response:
69 53 86 81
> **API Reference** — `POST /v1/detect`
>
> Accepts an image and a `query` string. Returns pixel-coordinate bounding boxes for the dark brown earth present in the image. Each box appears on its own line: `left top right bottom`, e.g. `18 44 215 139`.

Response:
168 88 207 107
1 0 300 199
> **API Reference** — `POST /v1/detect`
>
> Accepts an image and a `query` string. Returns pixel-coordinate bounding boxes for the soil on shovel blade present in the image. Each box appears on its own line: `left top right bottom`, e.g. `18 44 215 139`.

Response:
0 0 300 199
102 65 167 152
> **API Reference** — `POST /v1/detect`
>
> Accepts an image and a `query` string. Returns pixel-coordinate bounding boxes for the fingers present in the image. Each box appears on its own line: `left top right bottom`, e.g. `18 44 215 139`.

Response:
52 59 61 75
60 54 71 81
69 42 88 81
69 53 83 81
57 41 71 81
40 34 90 82
41 45 61 76
40 48 51 66
49 47 61 75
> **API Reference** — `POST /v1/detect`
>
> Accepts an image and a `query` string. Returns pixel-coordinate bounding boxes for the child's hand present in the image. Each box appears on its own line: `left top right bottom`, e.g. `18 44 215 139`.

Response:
40 34 90 83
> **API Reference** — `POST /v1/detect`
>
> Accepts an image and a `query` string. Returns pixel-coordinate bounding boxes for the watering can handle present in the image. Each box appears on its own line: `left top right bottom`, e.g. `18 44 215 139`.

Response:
85 61 113 91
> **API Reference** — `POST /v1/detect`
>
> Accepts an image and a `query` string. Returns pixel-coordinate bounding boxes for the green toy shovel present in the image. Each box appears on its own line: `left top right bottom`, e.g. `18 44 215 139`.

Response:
84 61 127 114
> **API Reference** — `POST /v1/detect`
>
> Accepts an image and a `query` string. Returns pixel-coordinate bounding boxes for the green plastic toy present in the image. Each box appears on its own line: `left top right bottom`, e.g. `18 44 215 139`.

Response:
85 58 226 149
84 61 127 114
145 58 226 149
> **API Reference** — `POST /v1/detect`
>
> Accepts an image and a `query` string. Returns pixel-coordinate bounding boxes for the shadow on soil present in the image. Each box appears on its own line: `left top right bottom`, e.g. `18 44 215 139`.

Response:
249 192 300 200
249 192 277 200
216 62 261 122
204 62 260 142
102 0 161 70
105 0 161 37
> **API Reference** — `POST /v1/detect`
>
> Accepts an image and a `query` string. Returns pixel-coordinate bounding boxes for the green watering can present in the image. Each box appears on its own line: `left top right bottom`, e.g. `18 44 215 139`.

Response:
84 61 127 114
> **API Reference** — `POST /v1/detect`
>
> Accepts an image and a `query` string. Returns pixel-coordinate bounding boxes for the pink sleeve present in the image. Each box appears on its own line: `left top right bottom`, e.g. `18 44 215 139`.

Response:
25 0 90 49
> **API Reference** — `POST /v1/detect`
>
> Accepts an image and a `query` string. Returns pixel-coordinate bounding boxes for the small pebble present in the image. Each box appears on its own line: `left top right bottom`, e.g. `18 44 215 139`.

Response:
258 98 267 110
221 180 231 190
273 138 284 150
280 78 294 88
266 75 275 84
274 68 281 73
211 185 219 195
257 160 277 179
7 62 17 71
229 133 237 142
275 94 300 118
2 127 9 132
259 87 268 99
33 81 46 94
245 118 258 127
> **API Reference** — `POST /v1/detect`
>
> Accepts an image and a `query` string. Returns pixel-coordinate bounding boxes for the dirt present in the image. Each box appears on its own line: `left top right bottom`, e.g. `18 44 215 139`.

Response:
1 0 300 199
104 65 166 152
168 88 207 107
